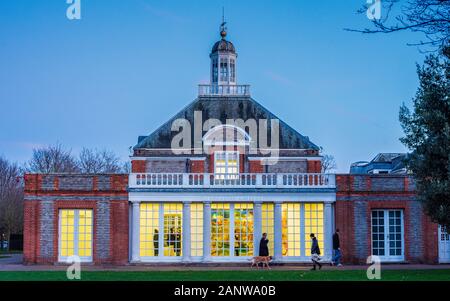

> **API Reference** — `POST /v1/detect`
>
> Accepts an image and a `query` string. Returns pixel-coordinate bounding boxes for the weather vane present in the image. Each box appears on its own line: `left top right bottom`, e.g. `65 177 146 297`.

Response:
220 7 227 39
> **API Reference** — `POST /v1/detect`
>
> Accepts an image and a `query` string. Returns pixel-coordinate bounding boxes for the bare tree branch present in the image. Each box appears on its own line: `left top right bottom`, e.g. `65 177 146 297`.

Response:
26 143 79 174
346 0 450 50
0 156 23 250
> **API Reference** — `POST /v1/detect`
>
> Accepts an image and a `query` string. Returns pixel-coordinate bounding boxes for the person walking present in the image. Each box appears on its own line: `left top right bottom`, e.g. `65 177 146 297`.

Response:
310 233 322 270
331 229 343 267
153 229 159 256
259 233 269 256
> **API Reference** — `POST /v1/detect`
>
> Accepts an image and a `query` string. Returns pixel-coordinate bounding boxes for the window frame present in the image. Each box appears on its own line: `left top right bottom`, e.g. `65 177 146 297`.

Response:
58 209 93 263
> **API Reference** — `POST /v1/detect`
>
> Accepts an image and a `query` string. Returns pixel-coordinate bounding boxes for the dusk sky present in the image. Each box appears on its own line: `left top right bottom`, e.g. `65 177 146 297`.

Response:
0 0 426 172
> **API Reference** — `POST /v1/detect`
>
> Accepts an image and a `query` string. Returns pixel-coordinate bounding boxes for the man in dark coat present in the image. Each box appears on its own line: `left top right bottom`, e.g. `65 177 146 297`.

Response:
153 229 159 256
259 233 269 256
310 233 322 270
331 229 343 266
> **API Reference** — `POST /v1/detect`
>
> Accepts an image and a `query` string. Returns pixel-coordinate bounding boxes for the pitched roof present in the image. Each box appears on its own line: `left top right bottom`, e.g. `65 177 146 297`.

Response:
134 96 320 151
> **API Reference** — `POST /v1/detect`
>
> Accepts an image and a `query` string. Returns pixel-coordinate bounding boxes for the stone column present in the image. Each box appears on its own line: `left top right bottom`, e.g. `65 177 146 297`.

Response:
203 202 211 262
253 202 262 256
324 203 333 261
182 202 191 262
274 202 283 261
131 202 141 262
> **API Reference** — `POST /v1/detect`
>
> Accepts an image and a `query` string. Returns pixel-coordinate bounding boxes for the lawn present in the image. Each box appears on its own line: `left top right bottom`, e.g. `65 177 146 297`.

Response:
0 270 450 281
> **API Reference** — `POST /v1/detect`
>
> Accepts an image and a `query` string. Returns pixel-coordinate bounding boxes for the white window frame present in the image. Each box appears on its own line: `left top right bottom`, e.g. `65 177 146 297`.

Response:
371 209 405 262
439 225 450 263
214 151 239 183
58 209 93 263
139 203 184 262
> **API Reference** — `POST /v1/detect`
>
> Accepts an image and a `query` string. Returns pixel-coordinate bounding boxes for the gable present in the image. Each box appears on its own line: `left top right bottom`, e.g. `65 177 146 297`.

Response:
134 96 320 151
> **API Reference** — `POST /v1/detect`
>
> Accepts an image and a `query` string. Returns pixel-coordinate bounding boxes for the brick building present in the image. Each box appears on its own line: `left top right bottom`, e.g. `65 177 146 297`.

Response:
23 24 449 265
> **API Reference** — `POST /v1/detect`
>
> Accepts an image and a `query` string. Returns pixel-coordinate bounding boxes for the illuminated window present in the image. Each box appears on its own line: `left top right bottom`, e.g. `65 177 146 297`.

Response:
261 203 275 256
282 204 301 256
140 203 160 257
211 203 230 256
163 203 183 257
214 151 239 183
234 204 254 256
77 210 93 258
59 209 92 261
304 203 324 256
191 203 204 257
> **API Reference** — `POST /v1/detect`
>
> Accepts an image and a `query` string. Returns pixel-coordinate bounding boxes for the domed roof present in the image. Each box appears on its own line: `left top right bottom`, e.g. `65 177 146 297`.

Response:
212 38 236 54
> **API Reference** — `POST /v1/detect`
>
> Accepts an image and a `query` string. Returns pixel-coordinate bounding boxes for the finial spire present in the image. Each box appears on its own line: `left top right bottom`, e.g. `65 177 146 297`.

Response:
220 7 227 39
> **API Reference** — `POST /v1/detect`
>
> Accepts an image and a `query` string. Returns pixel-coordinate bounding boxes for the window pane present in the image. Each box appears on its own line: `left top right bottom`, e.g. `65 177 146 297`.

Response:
190 203 204 257
282 203 302 256
140 203 160 257
163 203 183 257
304 203 324 256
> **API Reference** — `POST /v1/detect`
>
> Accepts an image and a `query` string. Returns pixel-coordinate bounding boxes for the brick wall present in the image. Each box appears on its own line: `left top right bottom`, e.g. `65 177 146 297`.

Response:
190 160 205 173
23 174 128 265
307 160 321 173
336 174 439 264
131 160 146 173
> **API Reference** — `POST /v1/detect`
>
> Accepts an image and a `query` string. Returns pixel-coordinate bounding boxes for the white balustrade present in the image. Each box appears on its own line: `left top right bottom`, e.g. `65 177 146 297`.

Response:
130 173 335 189
198 84 251 97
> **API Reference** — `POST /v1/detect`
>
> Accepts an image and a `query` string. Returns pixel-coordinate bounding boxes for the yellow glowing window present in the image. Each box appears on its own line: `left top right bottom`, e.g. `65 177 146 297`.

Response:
234 204 254 256
190 203 204 257
262 203 275 256
59 209 93 260
211 203 230 256
282 203 301 256
163 203 183 257
304 203 324 256
139 203 160 257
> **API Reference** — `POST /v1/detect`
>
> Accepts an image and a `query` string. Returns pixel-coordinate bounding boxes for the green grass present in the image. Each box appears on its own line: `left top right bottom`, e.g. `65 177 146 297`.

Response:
0 270 450 281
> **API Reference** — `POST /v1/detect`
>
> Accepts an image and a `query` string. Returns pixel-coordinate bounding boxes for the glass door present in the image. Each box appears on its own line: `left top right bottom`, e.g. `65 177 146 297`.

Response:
59 209 93 262
371 210 404 262
439 225 450 263
234 204 254 257
211 204 231 256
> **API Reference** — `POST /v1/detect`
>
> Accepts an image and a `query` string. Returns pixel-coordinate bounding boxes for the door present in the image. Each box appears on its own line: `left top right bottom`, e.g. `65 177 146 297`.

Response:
439 225 450 263
371 210 404 262
59 209 93 262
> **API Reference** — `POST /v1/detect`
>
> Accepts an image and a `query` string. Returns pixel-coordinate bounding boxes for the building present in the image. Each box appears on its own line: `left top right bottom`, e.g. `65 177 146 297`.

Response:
23 24 450 265
350 153 409 174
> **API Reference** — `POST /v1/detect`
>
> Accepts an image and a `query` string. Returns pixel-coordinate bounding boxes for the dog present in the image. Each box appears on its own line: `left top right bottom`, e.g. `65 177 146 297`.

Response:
250 256 273 269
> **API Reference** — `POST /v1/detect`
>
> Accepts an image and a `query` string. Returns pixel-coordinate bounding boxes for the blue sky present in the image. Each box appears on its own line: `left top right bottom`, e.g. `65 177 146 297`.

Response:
0 0 426 172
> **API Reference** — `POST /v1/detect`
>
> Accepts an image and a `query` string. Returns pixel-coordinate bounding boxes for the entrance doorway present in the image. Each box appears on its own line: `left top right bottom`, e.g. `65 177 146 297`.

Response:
371 209 404 262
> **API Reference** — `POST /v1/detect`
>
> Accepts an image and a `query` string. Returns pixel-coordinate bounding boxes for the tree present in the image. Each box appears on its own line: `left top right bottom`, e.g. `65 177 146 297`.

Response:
321 154 337 173
0 156 23 250
348 0 450 50
78 148 123 174
399 54 450 228
26 143 79 174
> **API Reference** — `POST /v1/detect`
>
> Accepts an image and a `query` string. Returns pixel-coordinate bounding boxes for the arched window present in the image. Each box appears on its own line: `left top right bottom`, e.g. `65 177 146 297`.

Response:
203 125 252 147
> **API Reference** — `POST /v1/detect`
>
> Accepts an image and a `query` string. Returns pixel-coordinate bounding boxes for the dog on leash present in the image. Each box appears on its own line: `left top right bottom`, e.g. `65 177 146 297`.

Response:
250 256 273 269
